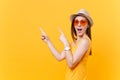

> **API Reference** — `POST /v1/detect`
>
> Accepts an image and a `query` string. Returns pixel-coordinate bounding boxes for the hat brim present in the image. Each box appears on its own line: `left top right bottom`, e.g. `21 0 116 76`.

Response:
70 13 93 26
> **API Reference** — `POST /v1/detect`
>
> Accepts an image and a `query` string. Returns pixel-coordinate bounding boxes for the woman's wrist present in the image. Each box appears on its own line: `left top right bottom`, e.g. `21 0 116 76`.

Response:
64 46 71 51
64 42 71 51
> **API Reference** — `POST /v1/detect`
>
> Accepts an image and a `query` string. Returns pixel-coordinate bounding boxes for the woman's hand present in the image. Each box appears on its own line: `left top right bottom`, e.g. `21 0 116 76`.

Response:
40 27 50 43
59 29 69 47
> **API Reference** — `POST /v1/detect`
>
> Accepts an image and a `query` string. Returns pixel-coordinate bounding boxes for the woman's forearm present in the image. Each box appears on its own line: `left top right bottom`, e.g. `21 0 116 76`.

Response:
46 40 65 61
65 50 74 68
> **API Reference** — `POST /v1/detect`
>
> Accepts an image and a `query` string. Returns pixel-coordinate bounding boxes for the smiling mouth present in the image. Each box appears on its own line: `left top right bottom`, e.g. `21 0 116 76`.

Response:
77 28 82 32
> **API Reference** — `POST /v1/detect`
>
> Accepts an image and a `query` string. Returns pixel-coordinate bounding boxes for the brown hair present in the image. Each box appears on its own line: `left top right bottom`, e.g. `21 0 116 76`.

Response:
71 15 92 55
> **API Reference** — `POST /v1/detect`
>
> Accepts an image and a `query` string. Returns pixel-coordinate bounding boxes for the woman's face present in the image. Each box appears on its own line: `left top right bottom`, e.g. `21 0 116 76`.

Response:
74 16 88 37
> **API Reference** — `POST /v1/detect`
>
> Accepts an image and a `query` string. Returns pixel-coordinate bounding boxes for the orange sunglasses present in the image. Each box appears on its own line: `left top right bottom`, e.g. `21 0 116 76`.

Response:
74 19 88 27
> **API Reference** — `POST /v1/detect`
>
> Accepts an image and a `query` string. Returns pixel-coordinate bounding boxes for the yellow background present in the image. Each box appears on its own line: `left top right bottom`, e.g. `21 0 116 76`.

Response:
0 0 120 80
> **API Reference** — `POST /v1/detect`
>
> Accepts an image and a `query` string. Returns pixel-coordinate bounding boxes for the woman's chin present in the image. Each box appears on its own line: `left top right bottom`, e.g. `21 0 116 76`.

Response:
78 34 83 37
77 33 84 37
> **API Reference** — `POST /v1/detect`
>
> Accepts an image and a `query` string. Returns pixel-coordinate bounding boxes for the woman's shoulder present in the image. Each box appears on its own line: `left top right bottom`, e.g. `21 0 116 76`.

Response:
83 35 91 43
70 35 91 47
80 35 91 46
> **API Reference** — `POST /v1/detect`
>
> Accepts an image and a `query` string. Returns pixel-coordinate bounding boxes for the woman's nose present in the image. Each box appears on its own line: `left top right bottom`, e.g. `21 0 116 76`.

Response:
78 23 81 27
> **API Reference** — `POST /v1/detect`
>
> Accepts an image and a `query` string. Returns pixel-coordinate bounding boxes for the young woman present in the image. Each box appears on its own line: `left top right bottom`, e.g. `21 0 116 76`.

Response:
40 9 93 80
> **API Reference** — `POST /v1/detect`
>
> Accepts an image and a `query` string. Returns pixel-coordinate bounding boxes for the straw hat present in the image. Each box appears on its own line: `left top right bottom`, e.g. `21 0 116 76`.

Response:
70 9 93 26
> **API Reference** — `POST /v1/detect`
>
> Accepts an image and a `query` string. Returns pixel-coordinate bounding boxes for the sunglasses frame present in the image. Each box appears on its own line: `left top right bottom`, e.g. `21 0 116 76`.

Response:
74 19 88 27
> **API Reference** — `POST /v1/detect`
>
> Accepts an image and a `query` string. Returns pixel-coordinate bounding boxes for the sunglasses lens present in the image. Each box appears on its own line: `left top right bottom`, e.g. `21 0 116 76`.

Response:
74 20 79 26
80 20 87 26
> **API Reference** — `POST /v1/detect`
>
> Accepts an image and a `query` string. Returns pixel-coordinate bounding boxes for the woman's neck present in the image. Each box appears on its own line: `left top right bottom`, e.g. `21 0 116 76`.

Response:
77 33 87 41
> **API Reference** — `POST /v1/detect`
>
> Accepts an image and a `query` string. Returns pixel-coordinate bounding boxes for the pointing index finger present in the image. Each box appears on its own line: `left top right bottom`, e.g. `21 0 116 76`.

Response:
39 27 47 35
58 28 64 35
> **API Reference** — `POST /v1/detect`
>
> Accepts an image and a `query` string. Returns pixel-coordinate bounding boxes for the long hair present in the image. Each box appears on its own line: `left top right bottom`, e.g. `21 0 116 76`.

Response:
71 15 92 55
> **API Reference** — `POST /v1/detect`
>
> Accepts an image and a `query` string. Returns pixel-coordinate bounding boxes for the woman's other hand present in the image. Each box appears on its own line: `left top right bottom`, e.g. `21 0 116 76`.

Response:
59 29 69 46
40 27 50 43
